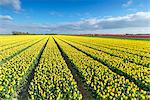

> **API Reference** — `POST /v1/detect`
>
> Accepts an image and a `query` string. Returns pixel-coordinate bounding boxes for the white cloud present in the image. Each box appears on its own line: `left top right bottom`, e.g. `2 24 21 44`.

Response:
0 15 13 21
79 12 150 29
0 0 21 11
0 12 150 34
122 0 133 7
80 18 100 25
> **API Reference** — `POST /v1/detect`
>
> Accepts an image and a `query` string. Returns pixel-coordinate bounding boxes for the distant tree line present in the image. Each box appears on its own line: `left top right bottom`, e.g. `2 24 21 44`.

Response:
125 33 150 35
44 33 58 35
12 31 29 35
12 31 58 35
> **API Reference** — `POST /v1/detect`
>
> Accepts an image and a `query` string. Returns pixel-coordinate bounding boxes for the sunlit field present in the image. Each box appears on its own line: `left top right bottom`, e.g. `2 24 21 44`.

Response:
0 35 150 99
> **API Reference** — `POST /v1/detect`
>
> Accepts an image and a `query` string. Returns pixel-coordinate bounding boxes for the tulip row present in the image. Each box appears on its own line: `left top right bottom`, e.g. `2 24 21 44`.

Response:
28 37 82 100
0 38 47 99
60 36 150 57
64 38 150 67
55 38 149 99
56 36 150 90
0 38 44 64
0 38 37 52
0 39 36 60
0 36 27 47
0 35 42 47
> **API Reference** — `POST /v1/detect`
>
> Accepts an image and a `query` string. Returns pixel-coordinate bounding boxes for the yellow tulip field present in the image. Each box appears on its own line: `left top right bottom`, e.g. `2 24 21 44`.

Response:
0 35 150 99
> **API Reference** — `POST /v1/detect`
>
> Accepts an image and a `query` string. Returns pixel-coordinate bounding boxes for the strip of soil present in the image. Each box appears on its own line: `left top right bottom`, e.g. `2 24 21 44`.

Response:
57 38 150 91
17 38 49 100
0 38 45 65
63 39 149 67
53 37 94 100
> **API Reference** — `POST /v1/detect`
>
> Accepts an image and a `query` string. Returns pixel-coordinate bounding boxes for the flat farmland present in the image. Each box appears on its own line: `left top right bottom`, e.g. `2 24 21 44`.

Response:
0 35 150 100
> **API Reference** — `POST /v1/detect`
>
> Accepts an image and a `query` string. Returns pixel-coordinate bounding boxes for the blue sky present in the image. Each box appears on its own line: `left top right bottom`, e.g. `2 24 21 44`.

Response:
0 0 150 34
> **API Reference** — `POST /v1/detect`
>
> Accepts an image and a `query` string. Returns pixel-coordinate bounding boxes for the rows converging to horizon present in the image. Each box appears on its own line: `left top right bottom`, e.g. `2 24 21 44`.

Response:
0 35 150 99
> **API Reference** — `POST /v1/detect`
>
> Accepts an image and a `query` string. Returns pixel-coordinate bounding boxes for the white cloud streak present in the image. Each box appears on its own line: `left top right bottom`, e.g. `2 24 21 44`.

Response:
0 15 13 21
0 0 21 11
122 0 133 7
0 12 150 34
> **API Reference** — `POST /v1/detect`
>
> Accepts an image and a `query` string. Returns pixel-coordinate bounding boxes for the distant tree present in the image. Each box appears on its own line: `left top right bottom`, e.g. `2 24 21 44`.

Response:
12 31 29 35
44 33 58 35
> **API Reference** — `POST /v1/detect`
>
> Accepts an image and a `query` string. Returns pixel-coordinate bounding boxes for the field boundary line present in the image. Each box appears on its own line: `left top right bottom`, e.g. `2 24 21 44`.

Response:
83 35 150 41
